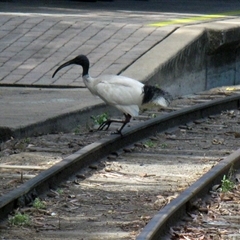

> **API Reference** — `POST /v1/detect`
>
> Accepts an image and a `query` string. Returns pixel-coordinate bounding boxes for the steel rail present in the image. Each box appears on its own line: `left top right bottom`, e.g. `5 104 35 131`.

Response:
0 94 240 221
137 147 240 240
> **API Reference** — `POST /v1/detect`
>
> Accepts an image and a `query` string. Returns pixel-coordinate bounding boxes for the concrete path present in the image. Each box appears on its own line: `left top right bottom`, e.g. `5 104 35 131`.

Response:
1 0 240 87
1 0 240 139
0 1 177 87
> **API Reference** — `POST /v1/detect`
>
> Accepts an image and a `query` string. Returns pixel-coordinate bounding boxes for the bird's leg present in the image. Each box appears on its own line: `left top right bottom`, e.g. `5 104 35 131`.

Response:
115 114 131 135
97 114 131 135
98 118 124 131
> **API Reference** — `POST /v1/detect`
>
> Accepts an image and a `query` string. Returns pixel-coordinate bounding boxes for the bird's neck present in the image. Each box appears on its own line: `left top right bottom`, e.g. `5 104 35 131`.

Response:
81 58 89 77
82 74 96 94
82 68 88 77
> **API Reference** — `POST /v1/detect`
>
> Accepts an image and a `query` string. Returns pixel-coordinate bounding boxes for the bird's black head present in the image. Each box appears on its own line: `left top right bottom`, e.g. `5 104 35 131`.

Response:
52 54 90 78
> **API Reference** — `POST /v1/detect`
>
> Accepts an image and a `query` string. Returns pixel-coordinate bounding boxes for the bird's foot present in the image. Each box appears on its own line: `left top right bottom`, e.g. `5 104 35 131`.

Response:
98 120 112 131
110 129 123 136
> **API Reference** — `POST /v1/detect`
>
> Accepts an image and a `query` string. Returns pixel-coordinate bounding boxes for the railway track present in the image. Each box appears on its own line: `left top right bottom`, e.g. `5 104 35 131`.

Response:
1 86 240 239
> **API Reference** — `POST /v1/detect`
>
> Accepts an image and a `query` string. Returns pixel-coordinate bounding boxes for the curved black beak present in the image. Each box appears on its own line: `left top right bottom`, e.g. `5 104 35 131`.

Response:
52 59 75 78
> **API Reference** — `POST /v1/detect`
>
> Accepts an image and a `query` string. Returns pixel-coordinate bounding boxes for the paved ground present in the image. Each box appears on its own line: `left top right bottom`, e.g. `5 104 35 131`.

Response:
1 0 240 137
1 0 240 87
0 1 177 87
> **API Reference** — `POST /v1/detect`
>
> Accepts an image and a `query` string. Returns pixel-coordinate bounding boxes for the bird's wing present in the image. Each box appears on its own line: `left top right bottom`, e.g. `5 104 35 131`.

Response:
94 75 143 116
115 104 139 117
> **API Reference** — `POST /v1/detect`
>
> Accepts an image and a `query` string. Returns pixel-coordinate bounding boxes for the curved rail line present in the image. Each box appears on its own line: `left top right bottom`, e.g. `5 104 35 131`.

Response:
137 148 240 240
1 93 240 237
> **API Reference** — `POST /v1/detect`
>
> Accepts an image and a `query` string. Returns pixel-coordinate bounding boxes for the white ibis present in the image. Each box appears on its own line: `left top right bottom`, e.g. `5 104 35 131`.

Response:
52 55 172 135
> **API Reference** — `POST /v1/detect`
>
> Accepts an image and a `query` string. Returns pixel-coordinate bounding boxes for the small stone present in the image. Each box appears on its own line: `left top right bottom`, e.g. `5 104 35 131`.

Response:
134 142 143 147
111 152 119 157
89 164 98 170
107 154 117 160
194 119 205 124
149 136 158 141
76 174 86 179
47 192 57 198
209 115 218 119
105 167 112 172
212 184 221 191
154 198 166 208
179 125 188 129
234 132 240 138
68 194 76 198
123 148 132 153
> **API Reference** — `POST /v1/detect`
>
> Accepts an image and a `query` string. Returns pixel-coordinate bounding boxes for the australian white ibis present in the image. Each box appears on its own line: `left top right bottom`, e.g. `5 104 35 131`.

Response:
52 54 172 135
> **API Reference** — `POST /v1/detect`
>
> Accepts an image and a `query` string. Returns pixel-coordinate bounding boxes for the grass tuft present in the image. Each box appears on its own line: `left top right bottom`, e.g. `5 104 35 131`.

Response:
9 212 30 226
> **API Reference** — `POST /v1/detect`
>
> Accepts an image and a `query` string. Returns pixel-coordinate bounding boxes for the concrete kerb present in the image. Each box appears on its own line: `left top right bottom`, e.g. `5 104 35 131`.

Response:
122 25 207 97
122 18 240 98
0 101 119 142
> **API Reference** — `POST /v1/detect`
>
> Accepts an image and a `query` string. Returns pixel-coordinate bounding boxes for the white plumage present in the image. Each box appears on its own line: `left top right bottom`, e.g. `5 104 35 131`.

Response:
52 55 172 135
88 75 143 116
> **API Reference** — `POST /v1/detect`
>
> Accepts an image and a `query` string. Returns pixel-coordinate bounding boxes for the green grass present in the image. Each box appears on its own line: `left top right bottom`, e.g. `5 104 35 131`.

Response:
221 174 235 193
33 198 46 209
144 140 156 148
160 143 168 149
73 125 81 134
56 188 63 194
91 113 109 125
9 213 30 226
23 137 31 144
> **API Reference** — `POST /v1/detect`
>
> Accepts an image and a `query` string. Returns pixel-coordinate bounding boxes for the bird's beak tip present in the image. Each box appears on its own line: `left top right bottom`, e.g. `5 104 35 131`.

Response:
52 58 76 79
52 71 57 78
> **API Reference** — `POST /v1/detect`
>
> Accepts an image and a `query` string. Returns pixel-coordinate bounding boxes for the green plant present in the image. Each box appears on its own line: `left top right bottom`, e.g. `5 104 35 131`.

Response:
23 137 31 144
91 113 109 125
221 174 235 193
73 125 81 134
9 212 30 226
144 140 156 148
33 198 46 209
160 143 168 148
57 188 63 194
